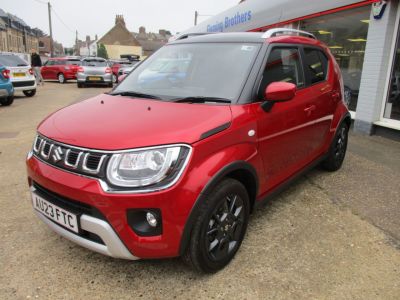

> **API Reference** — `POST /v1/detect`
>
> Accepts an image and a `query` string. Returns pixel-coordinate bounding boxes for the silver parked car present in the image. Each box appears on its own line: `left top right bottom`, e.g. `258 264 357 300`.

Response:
77 57 113 88
0 53 37 97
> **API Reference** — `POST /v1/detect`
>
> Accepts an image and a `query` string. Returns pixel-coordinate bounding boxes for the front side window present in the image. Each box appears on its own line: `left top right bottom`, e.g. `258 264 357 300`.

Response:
258 47 304 99
303 48 328 84
115 42 261 102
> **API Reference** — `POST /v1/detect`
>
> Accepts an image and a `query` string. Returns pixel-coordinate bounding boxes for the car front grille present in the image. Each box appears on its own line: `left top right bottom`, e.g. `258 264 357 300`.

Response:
32 135 109 178
12 80 35 88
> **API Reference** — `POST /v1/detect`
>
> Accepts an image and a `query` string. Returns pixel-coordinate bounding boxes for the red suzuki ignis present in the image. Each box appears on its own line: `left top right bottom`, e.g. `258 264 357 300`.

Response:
27 29 350 273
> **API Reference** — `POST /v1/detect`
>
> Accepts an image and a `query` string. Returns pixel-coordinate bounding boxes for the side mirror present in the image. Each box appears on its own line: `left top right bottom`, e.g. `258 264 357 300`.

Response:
118 74 127 82
261 82 296 112
265 82 296 102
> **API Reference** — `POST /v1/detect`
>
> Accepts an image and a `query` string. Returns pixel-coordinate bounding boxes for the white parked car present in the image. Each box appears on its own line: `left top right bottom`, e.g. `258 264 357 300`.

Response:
0 53 37 97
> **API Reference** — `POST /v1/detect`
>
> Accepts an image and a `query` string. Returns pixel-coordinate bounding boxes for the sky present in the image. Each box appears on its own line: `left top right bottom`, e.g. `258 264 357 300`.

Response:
1 0 239 47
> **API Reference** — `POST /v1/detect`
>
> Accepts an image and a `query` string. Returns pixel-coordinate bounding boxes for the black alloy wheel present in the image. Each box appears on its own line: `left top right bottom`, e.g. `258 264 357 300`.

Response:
183 178 249 273
205 193 246 262
322 122 349 171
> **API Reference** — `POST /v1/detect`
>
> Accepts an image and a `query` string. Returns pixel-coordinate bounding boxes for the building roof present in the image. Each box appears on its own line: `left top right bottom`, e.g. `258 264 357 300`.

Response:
98 20 141 47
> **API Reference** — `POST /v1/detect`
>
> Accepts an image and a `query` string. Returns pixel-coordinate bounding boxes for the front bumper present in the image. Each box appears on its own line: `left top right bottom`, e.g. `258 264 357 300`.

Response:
33 198 138 259
26 154 198 259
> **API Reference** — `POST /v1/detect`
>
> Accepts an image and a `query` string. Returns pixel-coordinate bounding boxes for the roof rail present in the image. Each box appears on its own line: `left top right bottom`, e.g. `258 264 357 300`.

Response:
169 32 215 42
262 28 316 40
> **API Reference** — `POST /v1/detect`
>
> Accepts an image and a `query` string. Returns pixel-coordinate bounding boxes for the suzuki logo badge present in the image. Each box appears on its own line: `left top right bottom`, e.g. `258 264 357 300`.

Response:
52 146 63 162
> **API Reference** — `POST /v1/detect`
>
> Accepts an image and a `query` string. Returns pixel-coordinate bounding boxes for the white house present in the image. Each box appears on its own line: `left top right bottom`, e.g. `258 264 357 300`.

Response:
79 35 98 57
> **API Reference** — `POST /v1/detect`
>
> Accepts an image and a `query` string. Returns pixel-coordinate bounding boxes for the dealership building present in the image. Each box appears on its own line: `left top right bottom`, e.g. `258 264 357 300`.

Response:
183 0 400 137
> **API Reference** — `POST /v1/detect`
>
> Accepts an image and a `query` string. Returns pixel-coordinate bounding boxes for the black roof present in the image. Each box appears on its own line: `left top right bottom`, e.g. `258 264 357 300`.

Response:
170 32 265 44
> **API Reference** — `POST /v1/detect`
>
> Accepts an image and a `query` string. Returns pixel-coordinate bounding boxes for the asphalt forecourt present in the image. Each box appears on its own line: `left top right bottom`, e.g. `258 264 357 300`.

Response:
0 83 399 299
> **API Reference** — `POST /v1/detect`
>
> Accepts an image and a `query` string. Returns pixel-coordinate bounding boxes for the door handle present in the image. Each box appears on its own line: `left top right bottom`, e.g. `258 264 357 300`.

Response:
304 104 316 116
332 91 341 100
304 105 316 112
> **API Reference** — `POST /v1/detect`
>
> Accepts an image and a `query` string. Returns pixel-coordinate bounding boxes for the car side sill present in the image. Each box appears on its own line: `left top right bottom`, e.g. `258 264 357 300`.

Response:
254 153 328 209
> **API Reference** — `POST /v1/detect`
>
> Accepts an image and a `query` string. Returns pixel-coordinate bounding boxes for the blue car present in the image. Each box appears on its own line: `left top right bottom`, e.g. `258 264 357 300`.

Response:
0 66 14 106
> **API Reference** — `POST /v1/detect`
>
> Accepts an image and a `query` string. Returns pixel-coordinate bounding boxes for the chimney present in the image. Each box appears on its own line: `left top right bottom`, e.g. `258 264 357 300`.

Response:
95 34 98 40
139 26 146 34
115 14 126 27
159 29 166 36
86 35 90 43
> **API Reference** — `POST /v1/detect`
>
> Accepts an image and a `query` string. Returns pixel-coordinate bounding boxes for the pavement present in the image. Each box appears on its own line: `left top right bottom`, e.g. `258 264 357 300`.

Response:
0 83 399 299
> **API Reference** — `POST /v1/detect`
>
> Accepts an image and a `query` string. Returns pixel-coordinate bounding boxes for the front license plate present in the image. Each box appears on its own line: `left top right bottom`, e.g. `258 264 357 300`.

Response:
88 76 101 81
13 72 26 77
32 192 79 233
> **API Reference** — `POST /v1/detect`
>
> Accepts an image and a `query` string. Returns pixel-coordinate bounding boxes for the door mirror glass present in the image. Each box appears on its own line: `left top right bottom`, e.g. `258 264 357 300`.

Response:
265 82 296 102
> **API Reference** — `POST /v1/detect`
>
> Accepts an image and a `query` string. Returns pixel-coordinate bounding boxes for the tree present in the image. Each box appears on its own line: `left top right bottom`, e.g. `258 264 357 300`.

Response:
97 43 109 59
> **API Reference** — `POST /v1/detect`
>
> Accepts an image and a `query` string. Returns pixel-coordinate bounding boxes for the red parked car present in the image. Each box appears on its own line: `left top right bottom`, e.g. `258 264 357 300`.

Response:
109 59 138 83
41 57 81 83
27 29 350 273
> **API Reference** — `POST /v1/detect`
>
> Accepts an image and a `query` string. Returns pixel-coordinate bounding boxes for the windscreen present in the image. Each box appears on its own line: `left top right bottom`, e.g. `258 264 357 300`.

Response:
114 43 261 101
0 55 29 67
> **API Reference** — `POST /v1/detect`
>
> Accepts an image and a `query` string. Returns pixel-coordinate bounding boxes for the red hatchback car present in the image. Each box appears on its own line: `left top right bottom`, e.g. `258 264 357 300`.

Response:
27 29 350 273
41 57 81 83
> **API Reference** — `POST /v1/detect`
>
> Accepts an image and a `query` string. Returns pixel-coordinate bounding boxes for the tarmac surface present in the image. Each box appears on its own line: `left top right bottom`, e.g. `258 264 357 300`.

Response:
1 83 399 299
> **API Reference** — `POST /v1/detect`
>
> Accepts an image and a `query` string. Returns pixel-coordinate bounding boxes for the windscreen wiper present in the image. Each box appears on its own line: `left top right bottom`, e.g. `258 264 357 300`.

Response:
173 96 231 104
109 91 162 100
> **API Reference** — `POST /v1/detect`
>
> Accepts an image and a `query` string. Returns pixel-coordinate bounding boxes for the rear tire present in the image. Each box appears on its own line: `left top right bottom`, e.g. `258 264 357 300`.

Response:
321 122 349 172
58 73 66 84
23 89 36 97
108 82 113 88
182 178 249 273
0 96 14 106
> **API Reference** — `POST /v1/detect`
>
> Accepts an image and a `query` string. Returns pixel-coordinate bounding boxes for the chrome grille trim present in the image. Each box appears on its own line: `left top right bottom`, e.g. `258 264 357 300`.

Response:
32 135 108 177
82 153 107 174
64 149 82 169
40 141 53 160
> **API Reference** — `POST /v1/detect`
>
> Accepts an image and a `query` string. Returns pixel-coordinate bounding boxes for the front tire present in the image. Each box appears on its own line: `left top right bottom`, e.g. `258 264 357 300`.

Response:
183 178 249 273
77 82 84 88
321 122 349 172
58 73 66 84
23 89 36 97
0 96 14 106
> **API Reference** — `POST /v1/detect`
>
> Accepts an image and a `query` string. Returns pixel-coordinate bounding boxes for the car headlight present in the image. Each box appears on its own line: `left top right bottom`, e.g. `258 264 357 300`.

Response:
106 145 191 188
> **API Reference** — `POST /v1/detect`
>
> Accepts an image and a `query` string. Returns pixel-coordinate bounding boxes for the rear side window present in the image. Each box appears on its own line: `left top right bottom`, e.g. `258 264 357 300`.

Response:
303 48 328 84
258 47 304 99
57 60 66 65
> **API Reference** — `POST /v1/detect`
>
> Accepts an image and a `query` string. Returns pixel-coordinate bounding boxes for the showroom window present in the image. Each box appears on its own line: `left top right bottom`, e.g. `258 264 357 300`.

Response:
384 25 400 121
299 5 371 111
